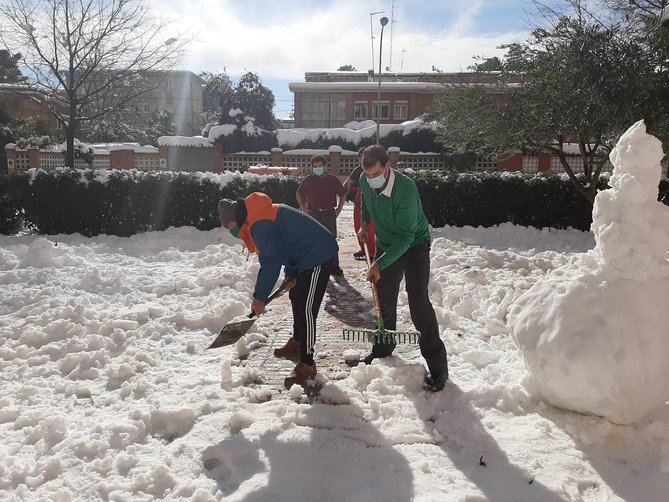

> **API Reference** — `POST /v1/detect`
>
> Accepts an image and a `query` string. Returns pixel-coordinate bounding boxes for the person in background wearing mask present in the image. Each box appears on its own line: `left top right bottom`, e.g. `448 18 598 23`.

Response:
296 154 347 277
218 193 338 387
358 145 449 392
344 147 376 261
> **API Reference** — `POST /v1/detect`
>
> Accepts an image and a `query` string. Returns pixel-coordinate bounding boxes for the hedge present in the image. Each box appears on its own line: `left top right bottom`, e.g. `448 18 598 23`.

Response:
1 169 668 236
214 127 441 154
412 171 606 231
1 169 300 236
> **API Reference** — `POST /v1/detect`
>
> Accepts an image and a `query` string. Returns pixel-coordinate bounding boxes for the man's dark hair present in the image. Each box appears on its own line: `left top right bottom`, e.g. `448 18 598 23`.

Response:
310 154 327 166
362 145 389 169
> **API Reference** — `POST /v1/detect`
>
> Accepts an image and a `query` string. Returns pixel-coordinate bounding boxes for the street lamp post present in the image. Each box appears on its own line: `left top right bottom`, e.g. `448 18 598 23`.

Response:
369 11 385 71
376 16 389 145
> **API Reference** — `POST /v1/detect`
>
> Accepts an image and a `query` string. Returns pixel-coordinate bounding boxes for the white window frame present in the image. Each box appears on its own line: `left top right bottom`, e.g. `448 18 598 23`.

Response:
353 101 368 119
394 101 408 120
372 101 390 120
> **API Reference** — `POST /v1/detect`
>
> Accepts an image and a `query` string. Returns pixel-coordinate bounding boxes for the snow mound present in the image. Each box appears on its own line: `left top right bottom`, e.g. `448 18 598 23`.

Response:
148 408 197 439
509 120 669 424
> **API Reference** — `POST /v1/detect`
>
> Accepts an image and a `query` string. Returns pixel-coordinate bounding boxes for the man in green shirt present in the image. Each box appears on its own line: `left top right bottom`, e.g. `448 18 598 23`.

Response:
358 145 449 392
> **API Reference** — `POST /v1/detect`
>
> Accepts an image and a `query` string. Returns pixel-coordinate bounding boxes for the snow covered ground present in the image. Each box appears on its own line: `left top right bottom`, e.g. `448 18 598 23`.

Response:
1 208 668 501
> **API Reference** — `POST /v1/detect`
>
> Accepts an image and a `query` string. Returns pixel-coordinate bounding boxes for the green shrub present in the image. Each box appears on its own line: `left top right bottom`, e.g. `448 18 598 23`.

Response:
413 171 668 231
7 169 300 236
0 173 24 235
1 169 668 236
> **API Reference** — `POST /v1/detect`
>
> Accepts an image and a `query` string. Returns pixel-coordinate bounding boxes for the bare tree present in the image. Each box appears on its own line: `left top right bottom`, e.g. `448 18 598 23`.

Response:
0 0 189 167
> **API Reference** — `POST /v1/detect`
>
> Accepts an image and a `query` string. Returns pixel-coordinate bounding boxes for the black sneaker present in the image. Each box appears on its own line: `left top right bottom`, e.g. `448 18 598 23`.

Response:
332 267 344 277
423 372 448 392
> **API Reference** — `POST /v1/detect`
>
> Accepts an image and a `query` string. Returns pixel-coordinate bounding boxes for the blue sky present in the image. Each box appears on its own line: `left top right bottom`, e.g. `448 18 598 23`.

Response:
154 0 533 117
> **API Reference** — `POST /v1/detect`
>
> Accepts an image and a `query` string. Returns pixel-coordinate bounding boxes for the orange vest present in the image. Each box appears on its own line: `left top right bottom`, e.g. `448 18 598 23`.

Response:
237 192 279 254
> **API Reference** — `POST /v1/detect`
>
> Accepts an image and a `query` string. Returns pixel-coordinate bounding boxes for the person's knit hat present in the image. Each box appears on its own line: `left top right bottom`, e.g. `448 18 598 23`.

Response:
218 198 247 227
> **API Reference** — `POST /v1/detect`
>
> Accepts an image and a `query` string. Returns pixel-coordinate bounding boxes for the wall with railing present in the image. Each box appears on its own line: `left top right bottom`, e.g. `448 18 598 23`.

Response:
5 142 614 176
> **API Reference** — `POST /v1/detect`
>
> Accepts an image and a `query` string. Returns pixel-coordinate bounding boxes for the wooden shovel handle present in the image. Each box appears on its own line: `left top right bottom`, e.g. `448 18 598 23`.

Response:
363 243 384 325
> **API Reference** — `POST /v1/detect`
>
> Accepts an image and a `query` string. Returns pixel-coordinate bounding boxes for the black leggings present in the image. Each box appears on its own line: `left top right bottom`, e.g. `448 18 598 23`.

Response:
289 260 333 364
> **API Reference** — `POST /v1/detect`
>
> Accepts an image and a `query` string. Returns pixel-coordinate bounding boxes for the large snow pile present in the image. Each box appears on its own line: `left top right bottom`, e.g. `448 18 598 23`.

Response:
508 120 669 424
3 205 669 499
0 227 260 499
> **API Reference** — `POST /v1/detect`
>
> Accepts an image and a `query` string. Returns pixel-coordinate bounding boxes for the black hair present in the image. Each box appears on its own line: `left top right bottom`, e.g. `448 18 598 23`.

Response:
310 154 327 167
362 145 389 169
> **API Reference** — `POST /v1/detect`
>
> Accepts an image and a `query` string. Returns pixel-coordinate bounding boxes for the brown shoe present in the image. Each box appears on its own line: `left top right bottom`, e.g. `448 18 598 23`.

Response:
283 362 317 389
273 337 300 360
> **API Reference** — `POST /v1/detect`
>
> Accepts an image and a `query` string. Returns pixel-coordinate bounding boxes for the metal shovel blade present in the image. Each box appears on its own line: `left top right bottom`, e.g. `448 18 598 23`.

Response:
207 318 257 349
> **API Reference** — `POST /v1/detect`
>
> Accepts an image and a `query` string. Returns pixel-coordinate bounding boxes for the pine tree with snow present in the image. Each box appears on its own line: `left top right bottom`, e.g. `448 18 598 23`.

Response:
0 50 24 83
234 72 277 131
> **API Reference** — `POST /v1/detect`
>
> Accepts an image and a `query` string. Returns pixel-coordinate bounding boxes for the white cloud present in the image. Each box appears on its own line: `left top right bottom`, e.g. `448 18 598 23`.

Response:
152 0 526 78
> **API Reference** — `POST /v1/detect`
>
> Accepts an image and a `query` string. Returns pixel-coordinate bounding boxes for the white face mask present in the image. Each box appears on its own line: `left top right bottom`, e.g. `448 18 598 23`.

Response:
313 167 325 176
368 173 386 189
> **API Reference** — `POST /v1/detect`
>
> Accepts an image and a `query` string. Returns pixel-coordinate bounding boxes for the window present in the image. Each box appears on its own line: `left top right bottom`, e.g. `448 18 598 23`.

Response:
372 101 390 120
300 92 347 128
143 104 150 112
394 101 408 120
353 101 368 119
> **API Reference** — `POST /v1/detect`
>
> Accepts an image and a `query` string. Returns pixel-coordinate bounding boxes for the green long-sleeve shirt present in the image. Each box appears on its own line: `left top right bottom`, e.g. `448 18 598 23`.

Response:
360 169 431 270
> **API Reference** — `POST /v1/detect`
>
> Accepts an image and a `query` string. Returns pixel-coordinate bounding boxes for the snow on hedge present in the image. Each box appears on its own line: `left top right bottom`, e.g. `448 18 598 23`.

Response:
156 118 434 150
24 167 278 188
276 118 429 148
157 135 213 148
6 140 159 154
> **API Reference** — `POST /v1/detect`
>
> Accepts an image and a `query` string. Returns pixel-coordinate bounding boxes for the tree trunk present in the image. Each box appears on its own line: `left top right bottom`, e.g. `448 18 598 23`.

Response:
557 150 598 204
65 99 77 168
65 125 75 168
582 184 597 204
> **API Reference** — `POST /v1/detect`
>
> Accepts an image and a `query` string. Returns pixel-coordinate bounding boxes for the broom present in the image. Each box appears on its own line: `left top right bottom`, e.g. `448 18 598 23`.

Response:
342 242 420 345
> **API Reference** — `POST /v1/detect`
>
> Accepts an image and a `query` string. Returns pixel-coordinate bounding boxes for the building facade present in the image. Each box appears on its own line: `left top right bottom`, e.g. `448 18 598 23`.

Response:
0 83 62 134
289 71 513 128
134 70 205 135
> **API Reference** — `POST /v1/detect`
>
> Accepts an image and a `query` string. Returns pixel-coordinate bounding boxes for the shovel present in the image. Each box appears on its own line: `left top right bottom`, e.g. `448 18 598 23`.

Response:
207 278 291 349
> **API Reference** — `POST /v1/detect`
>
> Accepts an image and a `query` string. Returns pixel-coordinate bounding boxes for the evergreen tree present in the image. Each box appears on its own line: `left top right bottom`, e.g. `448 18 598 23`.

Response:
200 70 236 122
234 72 276 130
0 50 24 83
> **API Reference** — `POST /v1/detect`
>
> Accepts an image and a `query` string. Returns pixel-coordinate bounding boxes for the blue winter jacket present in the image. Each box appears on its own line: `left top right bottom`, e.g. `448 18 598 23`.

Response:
244 194 338 302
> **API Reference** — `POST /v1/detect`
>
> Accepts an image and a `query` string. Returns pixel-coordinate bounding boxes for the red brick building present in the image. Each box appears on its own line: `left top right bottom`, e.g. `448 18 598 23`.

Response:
289 71 511 128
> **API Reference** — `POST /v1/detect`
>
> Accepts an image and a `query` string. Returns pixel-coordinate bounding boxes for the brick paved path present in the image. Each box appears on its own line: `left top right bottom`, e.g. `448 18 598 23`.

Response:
243 208 413 397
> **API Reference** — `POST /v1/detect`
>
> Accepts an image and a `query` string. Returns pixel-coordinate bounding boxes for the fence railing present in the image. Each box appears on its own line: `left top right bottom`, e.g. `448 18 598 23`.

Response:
5 143 613 176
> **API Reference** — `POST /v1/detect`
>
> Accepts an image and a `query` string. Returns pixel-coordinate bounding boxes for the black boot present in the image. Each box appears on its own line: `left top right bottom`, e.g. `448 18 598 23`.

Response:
423 371 448 392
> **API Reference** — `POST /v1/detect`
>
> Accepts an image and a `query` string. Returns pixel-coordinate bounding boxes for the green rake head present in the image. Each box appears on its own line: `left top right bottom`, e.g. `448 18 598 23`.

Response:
342 327 420 345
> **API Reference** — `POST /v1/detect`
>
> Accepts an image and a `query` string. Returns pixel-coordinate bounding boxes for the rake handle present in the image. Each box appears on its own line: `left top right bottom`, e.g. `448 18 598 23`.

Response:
363 243 385 331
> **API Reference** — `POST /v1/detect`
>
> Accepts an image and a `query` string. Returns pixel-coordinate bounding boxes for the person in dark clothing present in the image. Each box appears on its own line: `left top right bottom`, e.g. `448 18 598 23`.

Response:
358 145 449 392
296 154 347 277
218 192 337 388
344 147 376 261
